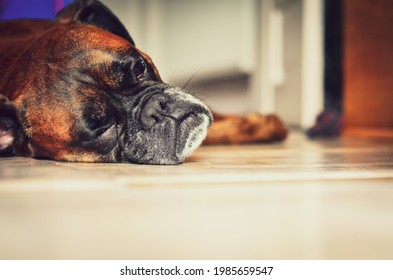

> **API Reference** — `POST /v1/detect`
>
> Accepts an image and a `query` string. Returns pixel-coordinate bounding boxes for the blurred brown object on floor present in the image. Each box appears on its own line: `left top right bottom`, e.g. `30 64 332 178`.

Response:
343 0 393 139
204 112 288 145
307 111 343 138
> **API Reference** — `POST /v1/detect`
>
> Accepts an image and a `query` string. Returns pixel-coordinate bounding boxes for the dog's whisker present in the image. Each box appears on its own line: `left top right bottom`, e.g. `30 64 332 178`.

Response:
168 70 177 85
182 73 197 91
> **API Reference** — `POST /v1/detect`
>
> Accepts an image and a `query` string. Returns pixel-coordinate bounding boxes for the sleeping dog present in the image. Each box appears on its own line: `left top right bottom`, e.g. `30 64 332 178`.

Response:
0 0 287 165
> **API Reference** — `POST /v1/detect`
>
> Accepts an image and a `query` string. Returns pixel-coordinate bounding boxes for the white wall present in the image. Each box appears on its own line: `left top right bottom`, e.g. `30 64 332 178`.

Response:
275 0 303 126
102 0 256 83
251 0 324 127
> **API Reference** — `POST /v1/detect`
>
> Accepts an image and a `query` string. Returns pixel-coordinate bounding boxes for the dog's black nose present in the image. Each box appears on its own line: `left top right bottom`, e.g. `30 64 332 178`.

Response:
140 94 167 130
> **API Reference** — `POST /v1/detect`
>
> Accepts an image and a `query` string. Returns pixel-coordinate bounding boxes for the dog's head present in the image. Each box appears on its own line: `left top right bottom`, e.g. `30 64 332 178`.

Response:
0 0 212 164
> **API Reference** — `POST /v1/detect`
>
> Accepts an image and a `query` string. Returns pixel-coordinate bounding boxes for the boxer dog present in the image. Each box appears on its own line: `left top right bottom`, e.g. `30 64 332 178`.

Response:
0 0 287 165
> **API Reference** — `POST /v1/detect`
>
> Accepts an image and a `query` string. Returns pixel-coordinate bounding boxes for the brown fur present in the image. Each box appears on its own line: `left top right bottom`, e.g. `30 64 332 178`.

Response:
0 21 141 160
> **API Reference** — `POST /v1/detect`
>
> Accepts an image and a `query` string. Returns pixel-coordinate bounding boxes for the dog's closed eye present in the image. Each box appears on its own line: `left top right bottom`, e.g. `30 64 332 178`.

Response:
85 112 116 137
132 58 147 81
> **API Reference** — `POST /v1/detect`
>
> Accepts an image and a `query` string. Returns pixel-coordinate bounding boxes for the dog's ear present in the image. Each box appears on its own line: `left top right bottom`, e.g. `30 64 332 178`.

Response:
56 0 135 46
0 95 24 156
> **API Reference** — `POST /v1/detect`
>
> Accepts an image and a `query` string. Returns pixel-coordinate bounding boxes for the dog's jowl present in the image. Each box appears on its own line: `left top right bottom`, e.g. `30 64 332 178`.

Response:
0 0 213 164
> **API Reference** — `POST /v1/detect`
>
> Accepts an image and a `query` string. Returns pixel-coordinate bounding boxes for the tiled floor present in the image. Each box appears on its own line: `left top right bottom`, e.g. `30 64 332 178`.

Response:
0 132 392 259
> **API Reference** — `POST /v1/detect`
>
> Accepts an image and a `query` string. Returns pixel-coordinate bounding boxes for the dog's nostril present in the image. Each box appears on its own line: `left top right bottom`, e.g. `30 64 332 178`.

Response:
140 94 168 130
152 112 164 123
159 100 167 111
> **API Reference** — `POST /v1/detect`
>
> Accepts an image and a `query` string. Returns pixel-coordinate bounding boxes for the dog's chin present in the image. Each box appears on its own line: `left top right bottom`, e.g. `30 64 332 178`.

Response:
175 113 210 163
123 112 210 165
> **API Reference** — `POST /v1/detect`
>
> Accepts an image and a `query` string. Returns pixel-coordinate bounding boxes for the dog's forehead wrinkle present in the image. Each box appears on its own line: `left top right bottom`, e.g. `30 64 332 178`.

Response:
72 49 121 66
66 23 132 50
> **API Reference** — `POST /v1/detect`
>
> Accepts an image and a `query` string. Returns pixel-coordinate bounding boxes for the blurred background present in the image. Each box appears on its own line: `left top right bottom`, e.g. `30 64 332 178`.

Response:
1 0 392 137
95 0 326 131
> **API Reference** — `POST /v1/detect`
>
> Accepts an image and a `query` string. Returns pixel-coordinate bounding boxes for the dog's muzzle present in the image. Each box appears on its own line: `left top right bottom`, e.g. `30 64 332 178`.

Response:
121 86 213 165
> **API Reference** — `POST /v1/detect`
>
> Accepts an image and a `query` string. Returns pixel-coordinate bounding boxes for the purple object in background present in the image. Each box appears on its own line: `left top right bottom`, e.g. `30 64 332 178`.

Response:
0 0 7 17
54 0 65 14
0 0 73 20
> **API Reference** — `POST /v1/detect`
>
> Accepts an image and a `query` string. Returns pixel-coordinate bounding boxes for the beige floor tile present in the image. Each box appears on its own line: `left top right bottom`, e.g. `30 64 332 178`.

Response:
0 132 392 259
